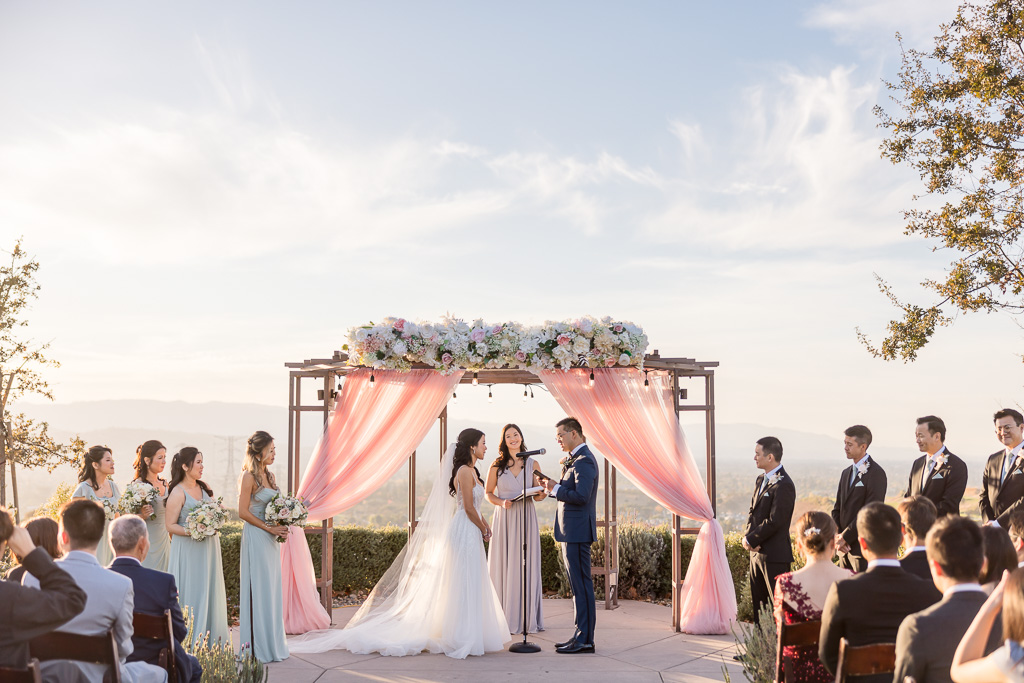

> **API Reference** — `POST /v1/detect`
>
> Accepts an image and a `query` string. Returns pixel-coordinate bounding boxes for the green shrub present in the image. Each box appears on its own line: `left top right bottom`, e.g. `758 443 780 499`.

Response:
732 604 777 683
183 605 268 682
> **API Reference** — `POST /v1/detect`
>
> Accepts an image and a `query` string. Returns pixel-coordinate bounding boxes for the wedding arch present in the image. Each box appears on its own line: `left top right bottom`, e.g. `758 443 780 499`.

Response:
280 317 735 635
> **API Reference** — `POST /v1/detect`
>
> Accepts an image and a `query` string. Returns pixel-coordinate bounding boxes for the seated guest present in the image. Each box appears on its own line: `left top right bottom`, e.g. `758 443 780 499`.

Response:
819 502 938 683
24 500 167 683
0 506 86 670
895 516 987 683
951 569 1024 683
774 511 851 683
899 495 943 601
108 515 201 683
981 525 1018 595
6 517 62 582
1008 510 1024 569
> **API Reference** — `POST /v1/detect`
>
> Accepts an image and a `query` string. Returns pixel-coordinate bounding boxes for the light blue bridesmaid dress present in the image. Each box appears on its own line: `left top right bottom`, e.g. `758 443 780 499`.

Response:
72 480 120 567
168 488 230 646
139 479 170 572
239 487 289 662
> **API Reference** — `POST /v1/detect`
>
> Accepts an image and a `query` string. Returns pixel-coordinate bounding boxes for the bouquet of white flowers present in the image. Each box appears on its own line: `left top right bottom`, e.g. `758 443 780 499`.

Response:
101 499 116 521
265 493 309 543
118 481 158 519
185 497 228 542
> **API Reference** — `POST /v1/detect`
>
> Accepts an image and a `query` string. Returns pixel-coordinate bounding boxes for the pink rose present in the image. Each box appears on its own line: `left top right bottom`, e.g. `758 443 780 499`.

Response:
557 334 571 346
491 325 503 336
441 352 454 365
604 357 617 366
470 328 486 343
515 350 527 362
613 324 624 333
394 319 406 331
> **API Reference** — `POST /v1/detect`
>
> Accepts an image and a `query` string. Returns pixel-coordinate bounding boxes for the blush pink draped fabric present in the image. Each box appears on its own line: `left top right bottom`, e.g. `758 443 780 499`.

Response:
282 368 464 634
538 368 736 634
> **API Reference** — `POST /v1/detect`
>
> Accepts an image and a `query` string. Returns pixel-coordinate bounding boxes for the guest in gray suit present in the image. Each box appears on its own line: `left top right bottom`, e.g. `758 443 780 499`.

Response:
24 499 166 683
894 515 988 683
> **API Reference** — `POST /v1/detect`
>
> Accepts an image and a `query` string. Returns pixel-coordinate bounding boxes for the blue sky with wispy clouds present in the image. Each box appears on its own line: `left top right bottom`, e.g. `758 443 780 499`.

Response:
4 0 1020 459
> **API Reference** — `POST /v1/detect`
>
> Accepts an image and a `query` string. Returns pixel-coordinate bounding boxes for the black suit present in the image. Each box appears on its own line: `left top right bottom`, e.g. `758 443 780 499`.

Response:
819 564 938 683
903 449 968 517
0 548 86 669
831 457 886 573
743 466 795 621
894 589 990 683
979 448 1024 525
898 550 943 602
109 557 201 683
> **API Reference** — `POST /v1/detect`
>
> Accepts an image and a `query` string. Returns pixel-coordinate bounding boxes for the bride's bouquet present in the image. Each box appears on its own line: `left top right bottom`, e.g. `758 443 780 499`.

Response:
117 481 158 520
185 497 229 542
265 493 309 543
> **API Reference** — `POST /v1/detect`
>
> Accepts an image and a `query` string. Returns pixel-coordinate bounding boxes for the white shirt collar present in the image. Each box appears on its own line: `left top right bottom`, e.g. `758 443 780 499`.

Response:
945 583 984 597
1008 442 1024 457
853 454 871 469
868 559 902 569
904 546 927 555
929 445 947 461
570 443 586 456
114 555 142 565
763 463 783 478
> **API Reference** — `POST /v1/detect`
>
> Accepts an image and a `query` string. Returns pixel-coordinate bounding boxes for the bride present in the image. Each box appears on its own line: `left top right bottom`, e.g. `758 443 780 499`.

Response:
289 428 511 659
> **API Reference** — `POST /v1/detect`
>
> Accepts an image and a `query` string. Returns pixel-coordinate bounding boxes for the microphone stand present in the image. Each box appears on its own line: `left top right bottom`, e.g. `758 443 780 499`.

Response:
509 451 540 653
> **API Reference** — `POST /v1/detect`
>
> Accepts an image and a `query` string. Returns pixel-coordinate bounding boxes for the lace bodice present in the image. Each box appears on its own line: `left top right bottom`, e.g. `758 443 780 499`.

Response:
457 483 484 513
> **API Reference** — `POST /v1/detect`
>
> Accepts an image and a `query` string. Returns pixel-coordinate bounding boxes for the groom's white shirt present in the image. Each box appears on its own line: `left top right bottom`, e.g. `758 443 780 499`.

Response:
550 443 587 497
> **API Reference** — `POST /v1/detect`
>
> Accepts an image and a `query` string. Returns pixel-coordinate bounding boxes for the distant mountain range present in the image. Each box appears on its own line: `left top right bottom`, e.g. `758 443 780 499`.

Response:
12 400 926 516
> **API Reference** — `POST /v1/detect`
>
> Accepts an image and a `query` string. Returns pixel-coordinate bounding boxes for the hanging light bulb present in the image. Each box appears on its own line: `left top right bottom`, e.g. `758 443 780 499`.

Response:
522 386 528 402
369 373 376 387
488 387 493 403
589 371 595 387
452 391 458 405
472 372 479 386
643 370 649 389
529 386 534 399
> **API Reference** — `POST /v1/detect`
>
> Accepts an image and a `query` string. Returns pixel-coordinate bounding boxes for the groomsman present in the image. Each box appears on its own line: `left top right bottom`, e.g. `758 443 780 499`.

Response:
742 436 795 622
979 409 1024 527
831 425 886 573
903 415 968 517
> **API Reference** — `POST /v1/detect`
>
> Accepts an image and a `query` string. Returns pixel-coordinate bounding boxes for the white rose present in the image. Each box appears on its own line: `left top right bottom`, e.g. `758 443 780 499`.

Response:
618 353 631 365
573 336 591 354
393 340 408 356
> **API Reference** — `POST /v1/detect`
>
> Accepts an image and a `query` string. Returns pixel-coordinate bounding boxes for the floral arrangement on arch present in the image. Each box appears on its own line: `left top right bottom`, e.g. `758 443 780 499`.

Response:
343 316 648 373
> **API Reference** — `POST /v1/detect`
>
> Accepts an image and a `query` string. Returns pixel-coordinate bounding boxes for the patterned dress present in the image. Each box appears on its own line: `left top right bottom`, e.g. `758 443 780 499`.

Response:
774 572 833 683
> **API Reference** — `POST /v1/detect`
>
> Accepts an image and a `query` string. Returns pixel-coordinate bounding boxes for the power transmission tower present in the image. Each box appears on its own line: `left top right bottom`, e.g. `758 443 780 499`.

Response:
215 435 238 498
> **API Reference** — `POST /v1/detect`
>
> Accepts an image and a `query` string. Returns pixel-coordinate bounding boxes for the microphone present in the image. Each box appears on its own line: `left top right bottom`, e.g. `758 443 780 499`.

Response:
515 448 546 459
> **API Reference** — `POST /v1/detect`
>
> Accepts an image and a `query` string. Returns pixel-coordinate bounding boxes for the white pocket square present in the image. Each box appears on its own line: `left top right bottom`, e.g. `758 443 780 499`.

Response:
855 481 865 487
763 492 770 497
933 473 944 479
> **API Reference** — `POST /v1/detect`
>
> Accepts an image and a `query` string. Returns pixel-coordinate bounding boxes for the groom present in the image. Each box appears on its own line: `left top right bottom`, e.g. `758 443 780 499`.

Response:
538 416 598 654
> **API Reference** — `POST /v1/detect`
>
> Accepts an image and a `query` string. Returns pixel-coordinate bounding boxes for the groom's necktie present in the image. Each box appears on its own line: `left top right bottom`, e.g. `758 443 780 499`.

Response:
1003 452 1019 485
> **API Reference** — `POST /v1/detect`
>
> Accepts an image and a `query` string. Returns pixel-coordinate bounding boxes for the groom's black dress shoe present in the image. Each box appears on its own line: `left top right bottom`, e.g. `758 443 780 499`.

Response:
556 642 595 654
555 638 577 649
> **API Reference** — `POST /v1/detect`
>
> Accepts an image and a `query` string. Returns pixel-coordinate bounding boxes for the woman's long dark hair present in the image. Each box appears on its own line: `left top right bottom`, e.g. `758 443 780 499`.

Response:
167 447 214 498
77 445 112 490
449 428 484 497
132 440 166 483
1003 568 1024 642
491 423 527 475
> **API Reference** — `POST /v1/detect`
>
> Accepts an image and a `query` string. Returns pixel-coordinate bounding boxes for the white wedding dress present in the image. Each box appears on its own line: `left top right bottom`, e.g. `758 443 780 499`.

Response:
289 449 510 659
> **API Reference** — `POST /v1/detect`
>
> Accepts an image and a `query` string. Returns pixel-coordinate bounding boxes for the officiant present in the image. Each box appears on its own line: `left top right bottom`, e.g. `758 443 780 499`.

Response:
484 424 547 635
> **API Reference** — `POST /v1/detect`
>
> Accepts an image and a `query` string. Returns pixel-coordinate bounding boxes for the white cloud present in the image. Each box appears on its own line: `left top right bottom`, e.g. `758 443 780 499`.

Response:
806 0 961 47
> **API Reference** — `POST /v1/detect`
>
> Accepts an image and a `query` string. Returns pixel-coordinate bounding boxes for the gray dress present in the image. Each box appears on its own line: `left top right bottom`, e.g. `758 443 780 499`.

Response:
487 457 544 634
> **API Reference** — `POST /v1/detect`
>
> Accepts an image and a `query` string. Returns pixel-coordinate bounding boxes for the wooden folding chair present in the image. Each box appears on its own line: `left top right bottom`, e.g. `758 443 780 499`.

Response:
835 637 896 683
775 619 821 683
0 659 42 683
29 630 121 683
133 610 177 683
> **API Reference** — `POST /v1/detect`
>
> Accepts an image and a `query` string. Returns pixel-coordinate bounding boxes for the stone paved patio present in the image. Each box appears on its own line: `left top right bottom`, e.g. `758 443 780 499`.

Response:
267 599 744 682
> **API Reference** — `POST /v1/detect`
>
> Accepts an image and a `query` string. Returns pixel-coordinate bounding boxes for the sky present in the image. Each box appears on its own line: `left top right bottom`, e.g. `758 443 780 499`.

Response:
4 0 1022 462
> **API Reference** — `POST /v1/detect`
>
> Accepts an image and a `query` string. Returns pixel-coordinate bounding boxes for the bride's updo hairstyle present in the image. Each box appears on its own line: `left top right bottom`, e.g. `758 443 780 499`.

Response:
167 447 214 499
794 511 836 555
449 428 485 497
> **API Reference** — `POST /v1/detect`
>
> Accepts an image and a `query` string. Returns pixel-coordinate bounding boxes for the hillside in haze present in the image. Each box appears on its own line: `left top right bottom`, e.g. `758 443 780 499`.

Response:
14 400 940 532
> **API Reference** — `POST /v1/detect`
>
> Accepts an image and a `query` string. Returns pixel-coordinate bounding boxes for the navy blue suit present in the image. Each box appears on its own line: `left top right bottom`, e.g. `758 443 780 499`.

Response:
109 557 201 683
553 444 599 646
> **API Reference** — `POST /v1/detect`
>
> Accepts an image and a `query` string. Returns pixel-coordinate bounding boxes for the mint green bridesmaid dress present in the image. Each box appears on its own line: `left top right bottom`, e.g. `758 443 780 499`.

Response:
139 480 170 572
72 480 119 567
168 488 230 646
239 487 289 662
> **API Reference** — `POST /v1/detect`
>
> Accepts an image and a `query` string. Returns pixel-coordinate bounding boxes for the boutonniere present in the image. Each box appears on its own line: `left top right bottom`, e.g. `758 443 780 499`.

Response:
933 452 948 468
855 461 870 478
767 472 783 487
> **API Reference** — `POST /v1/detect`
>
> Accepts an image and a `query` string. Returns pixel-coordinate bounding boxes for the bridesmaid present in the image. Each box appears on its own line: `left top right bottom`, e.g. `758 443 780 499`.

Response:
238 430 289 663
484 423 546 634
72 445 120 566
132 440 170 571
165 447 230 646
